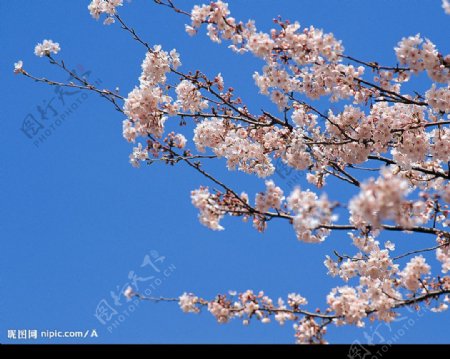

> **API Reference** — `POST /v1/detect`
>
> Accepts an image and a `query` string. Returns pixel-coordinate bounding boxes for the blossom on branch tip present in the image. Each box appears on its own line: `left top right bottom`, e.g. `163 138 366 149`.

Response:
129 143 148 168
13 61 23 74
88 0 123 24
287 293 308 307
124 286 135 299
384 241 395 251
34 40 60 57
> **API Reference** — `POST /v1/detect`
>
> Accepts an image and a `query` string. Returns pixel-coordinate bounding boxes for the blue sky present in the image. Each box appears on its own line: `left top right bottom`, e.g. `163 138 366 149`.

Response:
1 0 449 344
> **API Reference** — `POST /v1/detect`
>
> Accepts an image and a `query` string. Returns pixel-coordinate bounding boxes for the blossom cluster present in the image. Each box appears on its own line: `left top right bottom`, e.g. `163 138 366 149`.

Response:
255 180 284 213
190 187 226 231
327 286 368 326
193 118 280 177
122 45 186 166
399 255 431 291
129 142 148 168
324 238 440 323
34 40 60 57
175 250 441 343
287 187 336 243
178 290 317 342
185 0 356 109
395 34 450 83
294 317 326 344
88 0 123 25
426 85 450 113
437 245 450 274
349 167 431 229
190 179 339 243
175 80 208 113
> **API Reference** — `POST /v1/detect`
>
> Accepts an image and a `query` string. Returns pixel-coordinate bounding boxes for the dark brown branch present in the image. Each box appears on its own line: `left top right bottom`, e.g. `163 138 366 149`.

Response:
132 288 450 322
368 154 449 179
393 243 449 261
340 55 410 72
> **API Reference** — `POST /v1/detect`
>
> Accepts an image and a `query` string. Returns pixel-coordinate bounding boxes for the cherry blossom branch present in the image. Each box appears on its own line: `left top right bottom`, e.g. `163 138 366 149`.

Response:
149 154 217 164
384 289 450 311
113 7 447 197
20 66 124 113
20 70 121 99
152 138 450 239
130 288 450 322
115 14 153 53
24 16 449 242
423 120 450 128
152 0 430 108
152 0 191 17
340 54 410 72
334 241 449 262
328 163 361 187
134 292 336 319
320 223 448 237
114 12 280 130
354 76 428 106
48 55 125 113
150 144 450 238
112 9 385 196
368 155 449 179
393 242 449 261
153 137 254 212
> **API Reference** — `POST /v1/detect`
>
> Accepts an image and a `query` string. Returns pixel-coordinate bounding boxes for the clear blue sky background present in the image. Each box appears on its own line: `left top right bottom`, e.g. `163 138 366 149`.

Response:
1 0 449 344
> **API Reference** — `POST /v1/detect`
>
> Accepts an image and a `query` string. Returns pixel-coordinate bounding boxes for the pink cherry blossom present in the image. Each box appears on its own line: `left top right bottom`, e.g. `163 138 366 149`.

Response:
34 40 60 57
